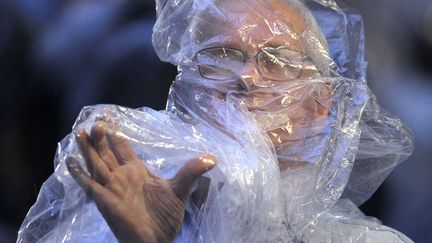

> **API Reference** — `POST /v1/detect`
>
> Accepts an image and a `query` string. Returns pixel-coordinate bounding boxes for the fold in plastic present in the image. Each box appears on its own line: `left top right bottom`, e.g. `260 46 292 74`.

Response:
18 0 413 242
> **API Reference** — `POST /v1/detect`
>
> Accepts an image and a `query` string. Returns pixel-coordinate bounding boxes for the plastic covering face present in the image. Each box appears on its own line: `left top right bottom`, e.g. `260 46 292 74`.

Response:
18 0 414 242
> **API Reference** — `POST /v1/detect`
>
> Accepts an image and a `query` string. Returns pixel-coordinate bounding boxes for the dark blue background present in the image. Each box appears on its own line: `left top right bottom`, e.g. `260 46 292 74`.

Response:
0 0 430 241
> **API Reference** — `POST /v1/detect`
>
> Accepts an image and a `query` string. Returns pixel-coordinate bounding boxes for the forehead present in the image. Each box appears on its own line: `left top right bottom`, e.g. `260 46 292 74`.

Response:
213 0 307 51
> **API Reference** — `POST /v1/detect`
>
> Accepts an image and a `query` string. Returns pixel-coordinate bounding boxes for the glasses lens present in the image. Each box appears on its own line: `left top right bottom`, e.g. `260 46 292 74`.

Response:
198 65 238 80
196 48 244 80
257 48 304 81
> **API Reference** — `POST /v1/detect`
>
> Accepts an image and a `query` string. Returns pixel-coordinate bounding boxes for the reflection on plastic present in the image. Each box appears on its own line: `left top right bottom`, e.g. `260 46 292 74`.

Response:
17 0 413 242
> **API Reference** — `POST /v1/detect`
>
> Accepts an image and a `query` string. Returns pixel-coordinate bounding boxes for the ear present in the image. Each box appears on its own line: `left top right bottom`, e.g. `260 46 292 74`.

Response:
315 81 332 117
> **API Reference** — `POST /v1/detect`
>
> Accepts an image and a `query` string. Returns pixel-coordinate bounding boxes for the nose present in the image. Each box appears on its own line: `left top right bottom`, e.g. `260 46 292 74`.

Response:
238 59 261 91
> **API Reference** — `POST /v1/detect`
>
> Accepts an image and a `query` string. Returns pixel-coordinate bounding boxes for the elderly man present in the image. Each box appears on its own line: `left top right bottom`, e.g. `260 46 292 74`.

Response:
18 0 413 242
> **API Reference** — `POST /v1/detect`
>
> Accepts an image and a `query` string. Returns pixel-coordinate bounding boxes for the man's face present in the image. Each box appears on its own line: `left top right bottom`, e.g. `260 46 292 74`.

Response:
195 0 331 167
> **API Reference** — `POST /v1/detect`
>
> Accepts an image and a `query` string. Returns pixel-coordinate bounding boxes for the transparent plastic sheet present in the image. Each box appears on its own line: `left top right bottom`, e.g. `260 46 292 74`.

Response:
18 0 414 242
303 199 414 242
17 103 288 242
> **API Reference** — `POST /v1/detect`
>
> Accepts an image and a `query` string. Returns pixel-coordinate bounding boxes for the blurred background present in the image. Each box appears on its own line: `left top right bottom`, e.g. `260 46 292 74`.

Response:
0 0 430 242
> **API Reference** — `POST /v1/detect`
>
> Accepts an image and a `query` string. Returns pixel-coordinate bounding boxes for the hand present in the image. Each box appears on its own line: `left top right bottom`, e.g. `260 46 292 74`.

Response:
66 123 217 243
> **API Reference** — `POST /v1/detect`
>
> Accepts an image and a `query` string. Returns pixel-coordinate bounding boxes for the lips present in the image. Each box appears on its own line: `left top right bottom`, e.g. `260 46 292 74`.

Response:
243 94 299 112
266 122 328 145
246 106 268 112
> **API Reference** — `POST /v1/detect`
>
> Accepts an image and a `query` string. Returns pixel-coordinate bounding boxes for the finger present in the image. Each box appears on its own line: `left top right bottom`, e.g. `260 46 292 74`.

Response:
170 154 217 200
90 123 119 170
66 157 107 199
75 129 111 184
105 131 140 164
95 109 117 128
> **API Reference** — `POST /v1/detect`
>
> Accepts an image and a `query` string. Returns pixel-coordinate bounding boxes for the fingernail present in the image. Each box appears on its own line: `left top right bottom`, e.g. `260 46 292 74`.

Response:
92 123 105 138
65 157 71 166
200 154 217 165
95 122 105 130
65 157 76 169
75 129 85 139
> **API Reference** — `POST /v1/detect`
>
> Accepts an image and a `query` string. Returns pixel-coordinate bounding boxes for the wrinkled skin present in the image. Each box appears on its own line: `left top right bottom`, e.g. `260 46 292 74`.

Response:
66 123 216 242
198 0 331 167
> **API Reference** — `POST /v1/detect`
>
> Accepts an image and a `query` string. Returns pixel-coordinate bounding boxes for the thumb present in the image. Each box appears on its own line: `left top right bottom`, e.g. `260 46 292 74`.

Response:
170 154 217 199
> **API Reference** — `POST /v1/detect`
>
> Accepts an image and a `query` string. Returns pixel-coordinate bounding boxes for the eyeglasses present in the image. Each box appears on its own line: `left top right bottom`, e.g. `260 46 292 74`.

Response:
195 47 319 81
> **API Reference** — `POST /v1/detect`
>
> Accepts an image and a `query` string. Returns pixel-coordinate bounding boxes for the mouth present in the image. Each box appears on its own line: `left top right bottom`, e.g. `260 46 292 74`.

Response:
274 133 327 142
242 95 308 113
246 106 268 112
245 101 288 113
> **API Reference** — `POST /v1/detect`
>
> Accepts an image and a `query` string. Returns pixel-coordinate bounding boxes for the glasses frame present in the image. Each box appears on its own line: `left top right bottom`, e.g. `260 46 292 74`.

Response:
194 46 316 82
